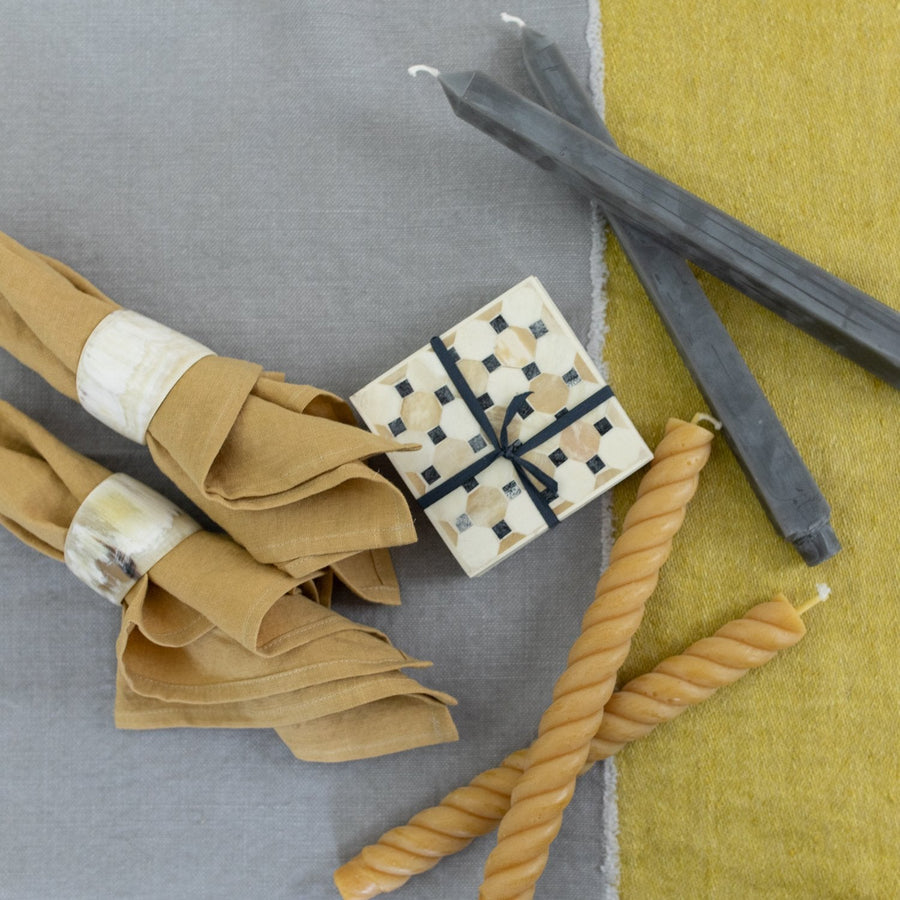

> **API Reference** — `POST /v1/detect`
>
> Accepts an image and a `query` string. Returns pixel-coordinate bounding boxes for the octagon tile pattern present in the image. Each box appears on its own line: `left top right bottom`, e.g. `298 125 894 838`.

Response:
351 277 652 576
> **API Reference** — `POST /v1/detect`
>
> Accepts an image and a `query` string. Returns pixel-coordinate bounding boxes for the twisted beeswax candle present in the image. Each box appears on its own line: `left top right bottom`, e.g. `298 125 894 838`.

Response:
334 596 810 899
479 417 713 900
334 417 714 900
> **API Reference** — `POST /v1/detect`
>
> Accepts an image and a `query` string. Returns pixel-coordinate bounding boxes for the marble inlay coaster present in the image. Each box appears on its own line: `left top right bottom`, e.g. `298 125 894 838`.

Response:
351 277 652 576
64 473 202 604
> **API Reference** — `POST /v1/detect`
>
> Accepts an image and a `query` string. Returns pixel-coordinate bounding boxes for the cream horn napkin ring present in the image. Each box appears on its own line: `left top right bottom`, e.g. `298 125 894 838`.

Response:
75 309 215 443
64 472 201 604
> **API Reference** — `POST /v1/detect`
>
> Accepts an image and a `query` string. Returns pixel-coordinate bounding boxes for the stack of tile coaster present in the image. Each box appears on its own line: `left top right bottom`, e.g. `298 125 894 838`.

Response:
352 277 651 575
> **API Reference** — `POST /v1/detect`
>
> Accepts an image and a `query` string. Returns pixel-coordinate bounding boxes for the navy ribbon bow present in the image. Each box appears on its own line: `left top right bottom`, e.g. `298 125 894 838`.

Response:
418 336 613 529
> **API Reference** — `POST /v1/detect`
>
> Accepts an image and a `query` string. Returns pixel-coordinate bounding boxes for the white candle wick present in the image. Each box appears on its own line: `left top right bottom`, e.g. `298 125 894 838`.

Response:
691 412 723 430
408 64 441 79
795 583 831 616
500 12 527 27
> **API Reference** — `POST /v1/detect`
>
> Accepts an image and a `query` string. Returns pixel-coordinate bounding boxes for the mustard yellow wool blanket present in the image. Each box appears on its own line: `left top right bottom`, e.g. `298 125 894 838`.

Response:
601 2 899 897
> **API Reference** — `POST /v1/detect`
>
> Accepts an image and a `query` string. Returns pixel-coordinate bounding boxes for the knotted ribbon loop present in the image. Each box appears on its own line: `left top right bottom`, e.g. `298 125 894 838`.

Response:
499 391 561 494
419 336 615 529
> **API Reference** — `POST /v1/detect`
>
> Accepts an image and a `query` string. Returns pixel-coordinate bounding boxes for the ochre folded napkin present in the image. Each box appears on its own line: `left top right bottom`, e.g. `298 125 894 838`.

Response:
0 231 415 602
0 400 456 762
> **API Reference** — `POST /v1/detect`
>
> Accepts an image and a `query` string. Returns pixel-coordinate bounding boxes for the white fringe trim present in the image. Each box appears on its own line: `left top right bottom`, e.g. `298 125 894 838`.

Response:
586 3 620 897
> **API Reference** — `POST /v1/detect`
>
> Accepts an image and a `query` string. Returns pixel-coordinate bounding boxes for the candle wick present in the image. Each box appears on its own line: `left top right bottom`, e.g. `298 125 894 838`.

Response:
690 412 723 430
500 12 527 28
795 583 831 615
408 64 441 79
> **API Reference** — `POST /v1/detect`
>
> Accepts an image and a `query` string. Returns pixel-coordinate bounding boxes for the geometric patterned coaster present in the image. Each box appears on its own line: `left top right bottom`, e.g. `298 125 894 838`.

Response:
351 277 652 575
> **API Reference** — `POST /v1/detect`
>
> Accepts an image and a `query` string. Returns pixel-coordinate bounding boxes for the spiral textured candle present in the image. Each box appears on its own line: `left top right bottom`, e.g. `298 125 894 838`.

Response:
479 417 713 900
334 596 811 899
334 417 715 900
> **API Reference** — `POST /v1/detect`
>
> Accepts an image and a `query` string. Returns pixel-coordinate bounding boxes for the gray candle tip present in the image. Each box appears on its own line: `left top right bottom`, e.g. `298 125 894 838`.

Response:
793 522 841 566
436 71 477 99
500 12 526 28
519 24 553 50
408 64 440 79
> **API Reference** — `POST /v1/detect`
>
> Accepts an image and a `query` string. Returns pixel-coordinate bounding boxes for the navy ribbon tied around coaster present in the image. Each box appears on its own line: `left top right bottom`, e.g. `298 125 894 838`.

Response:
419 336 614 528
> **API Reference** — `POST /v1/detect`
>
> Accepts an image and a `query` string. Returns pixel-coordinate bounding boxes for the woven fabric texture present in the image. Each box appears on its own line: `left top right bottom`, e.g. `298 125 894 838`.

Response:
601 2 900 897
0 3 613 898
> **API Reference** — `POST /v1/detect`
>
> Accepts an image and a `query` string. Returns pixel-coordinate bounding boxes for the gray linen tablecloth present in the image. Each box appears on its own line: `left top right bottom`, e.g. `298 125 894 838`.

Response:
0 2 617 897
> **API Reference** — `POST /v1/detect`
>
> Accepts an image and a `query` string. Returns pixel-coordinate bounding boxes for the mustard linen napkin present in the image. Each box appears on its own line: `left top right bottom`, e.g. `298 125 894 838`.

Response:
601 1 900 896
0 230 415 602
0 400 456 762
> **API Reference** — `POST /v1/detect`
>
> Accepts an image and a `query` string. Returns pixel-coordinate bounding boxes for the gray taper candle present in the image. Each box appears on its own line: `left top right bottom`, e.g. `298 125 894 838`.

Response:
515 23 839 565
430 69 900 390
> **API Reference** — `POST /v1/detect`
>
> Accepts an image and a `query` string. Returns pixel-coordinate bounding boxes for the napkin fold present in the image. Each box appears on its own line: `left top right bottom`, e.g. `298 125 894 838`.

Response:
0 231 416 602
0 400 456 762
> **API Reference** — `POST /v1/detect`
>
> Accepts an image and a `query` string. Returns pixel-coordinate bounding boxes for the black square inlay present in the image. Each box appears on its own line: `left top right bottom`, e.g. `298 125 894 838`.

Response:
539 487 558 504
388 417 406 436
522 362 540 380
482 354 501 372
489 314 509 333
587 455 606 474
421 465 440 485
447 346 460 362
477 392 494 410
428 426 446 445
554 408 569 420
395 379 413 397
529 319 549 338
468 434 487 453
594 417 613 435
455 513 473 533
518 401 534 419
463 476 479 492
562 367 581 386
492 520 512 539
502 480 522 499
435 385 454 405
549 448 567 466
